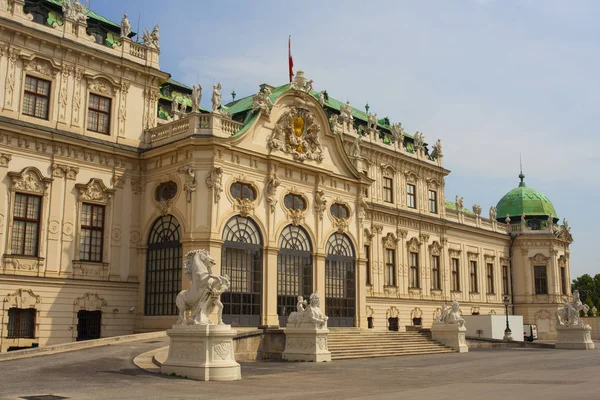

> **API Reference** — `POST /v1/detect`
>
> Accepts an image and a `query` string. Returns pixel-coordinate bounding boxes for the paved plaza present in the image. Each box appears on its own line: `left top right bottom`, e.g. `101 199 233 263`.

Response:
0 338 599 400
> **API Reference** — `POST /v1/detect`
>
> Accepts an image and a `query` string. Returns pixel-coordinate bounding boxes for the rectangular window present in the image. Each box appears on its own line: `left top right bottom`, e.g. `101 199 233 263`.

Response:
385 248 395 286
428 190 437 213
486 263 494 294
407 184 416 209
452 258 460 291
431 255 441 290
469 261 478 293
23 75 51 120
534 266 548 294
11 193 41 256
560 267 567 295
409 252 419 288
80 203 105 262
87 93 112 134
383 177 393 203
7 308 36 339
365 245 371 285
502 265 509 295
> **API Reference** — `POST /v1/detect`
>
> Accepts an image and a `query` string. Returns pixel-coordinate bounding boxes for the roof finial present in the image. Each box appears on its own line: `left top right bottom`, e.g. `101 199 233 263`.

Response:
518 153 526 187
365 102 370 113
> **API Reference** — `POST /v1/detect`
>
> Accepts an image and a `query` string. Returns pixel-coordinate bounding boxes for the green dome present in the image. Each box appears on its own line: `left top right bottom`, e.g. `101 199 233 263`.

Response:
495 173 558 221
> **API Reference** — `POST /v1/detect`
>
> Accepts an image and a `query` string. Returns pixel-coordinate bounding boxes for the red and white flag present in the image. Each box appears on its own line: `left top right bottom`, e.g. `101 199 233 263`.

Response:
288 35 294 83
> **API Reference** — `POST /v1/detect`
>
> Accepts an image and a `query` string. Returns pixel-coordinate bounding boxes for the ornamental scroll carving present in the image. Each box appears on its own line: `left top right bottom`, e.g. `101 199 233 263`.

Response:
74 293 107 311
267 107 324 162
407 237 422 253
429 241 443 256
205 167 224 203
75 178 115 204
8 167 52 194
382 232 398 249
529 253 549 265
4 289 41 309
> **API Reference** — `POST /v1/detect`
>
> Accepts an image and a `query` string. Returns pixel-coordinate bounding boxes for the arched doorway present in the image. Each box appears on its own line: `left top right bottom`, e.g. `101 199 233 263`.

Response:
144 215 182 316
221 215 263 327
325 233 356 327
277 225 313 326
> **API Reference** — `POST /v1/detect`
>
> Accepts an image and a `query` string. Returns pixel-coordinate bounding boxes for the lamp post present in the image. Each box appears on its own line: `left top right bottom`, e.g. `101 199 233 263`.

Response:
503 295 513 341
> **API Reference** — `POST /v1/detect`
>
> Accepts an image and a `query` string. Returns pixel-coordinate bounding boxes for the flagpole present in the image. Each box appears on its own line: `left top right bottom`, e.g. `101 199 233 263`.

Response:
288 35 294 83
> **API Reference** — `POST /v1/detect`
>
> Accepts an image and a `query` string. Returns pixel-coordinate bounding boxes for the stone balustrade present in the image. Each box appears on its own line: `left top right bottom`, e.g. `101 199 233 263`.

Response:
146 112 244 146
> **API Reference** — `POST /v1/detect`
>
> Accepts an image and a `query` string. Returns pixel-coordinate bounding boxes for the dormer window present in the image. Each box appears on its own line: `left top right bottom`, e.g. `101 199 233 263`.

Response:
284 194 306 210
330 203 350 219
230 182 256 201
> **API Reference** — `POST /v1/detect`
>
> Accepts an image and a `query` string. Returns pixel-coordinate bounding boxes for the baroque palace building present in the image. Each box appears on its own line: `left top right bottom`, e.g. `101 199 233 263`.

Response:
0 1 574 351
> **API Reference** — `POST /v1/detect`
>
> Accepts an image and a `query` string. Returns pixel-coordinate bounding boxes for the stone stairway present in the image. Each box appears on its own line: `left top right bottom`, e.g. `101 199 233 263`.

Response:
327 329 455 360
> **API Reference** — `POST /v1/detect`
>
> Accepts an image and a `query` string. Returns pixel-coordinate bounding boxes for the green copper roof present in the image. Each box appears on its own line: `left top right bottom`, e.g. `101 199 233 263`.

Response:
45 0 122 30
495 174 558 221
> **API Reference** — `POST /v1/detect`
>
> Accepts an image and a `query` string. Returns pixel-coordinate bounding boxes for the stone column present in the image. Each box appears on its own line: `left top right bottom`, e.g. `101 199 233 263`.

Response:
0 153 11 257
315 252 326 313
263 247 279 327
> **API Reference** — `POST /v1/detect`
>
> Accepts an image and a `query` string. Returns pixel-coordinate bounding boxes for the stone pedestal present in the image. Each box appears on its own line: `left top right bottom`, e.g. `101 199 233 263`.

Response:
431 323 468 353
283 327 331 362
556 325 595 350
160 324 241 381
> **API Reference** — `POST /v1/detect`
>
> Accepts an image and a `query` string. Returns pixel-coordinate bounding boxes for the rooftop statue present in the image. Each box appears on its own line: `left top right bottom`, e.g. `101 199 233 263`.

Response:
176 249 230 325
191 84 202 111
434 301 465 327
431 138 443 159
142 24 160 52
211 83 222 112
556 290 587 327
390 122 404 145
413 131 425 149
252 87 274 116
339 101 354 123
120 14 131 38
318 91 326 107
489 206 497 220
455 195 464 212
351 134 362 158
62 0 88 22
367 113 378 131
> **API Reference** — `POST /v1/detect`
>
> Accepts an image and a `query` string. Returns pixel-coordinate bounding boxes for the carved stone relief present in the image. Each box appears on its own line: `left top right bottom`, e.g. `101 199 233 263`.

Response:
4 288 41 308
0 153 12 168
74 293 107 311
8 167 52 194
205 167 224 203
76 178 114 204
407 237 422 253
267 107 324 162
382 232 398 249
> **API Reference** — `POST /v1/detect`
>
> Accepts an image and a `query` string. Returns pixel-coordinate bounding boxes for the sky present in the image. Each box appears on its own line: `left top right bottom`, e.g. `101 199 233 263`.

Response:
93 0 599 279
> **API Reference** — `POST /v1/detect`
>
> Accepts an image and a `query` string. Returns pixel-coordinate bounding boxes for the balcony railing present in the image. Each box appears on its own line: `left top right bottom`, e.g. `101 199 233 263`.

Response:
146 112 244 146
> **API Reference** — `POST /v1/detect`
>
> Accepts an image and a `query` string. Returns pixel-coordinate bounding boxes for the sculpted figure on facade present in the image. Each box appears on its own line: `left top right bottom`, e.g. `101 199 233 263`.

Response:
318 91 326 107
176 250 230 325
287 292 329 329
455 195 464 212
179 165 196 202
142 25 160 52
413 131 425 151
358 196 368 220
367 113 378 131
434 301 465 327
205 166 223 203
314 189 327 220
329 114 339 132
120 14 131 38
267 107 324 162
191 84 202 111
339 101 354 129
592 306 597 317
351 134 362 158
390 123 404 147
171 96 178 116
489 206 497 220
265 165 281 212
251 87 274 116
556 290 587 327
62 0 88 22
431 139 443 160
472 204 482 216
211 82 222 112
290 70 313 92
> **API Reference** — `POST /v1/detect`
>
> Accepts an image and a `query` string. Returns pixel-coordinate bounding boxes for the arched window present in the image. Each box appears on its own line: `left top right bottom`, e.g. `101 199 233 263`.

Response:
230 182 257 201
221 216 263 327
330 203 350 219
144 215 182 316
277 225 312 326
325 233 356 327
283 194 306 211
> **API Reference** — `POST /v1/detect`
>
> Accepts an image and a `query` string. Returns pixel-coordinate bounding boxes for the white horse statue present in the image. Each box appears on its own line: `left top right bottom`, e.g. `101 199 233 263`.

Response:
176 249 230 325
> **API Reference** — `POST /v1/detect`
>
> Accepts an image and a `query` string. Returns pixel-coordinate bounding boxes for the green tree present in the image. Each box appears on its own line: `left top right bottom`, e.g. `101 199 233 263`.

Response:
571 274 600 312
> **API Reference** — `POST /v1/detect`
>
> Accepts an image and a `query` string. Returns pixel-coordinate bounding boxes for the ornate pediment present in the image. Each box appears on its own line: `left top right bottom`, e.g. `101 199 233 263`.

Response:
267 107 324 163
8 167 52 194
382 232 399 249
85 74 120 97
429 241 443 256
4 288 41 308
22 56 60 77
406 237 422 253
529 253 549 265
74 293 107 311
76 178 115 204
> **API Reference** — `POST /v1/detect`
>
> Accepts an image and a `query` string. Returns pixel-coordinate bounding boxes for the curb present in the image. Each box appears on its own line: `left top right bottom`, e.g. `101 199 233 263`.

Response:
0 331 167 362
132 346 168 374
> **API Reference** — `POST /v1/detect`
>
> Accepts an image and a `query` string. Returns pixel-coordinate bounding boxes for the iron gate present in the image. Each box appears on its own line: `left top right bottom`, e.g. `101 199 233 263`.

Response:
221 216 263 327
144 215 182 316
76 310 102 341
277 225 313 327
325 233 356 327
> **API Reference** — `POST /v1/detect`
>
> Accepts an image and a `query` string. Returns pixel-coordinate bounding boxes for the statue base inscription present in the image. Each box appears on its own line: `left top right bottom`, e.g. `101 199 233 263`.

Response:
555 325 595 350
283 326 331 362
160 324 241 381
431 323 468 353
